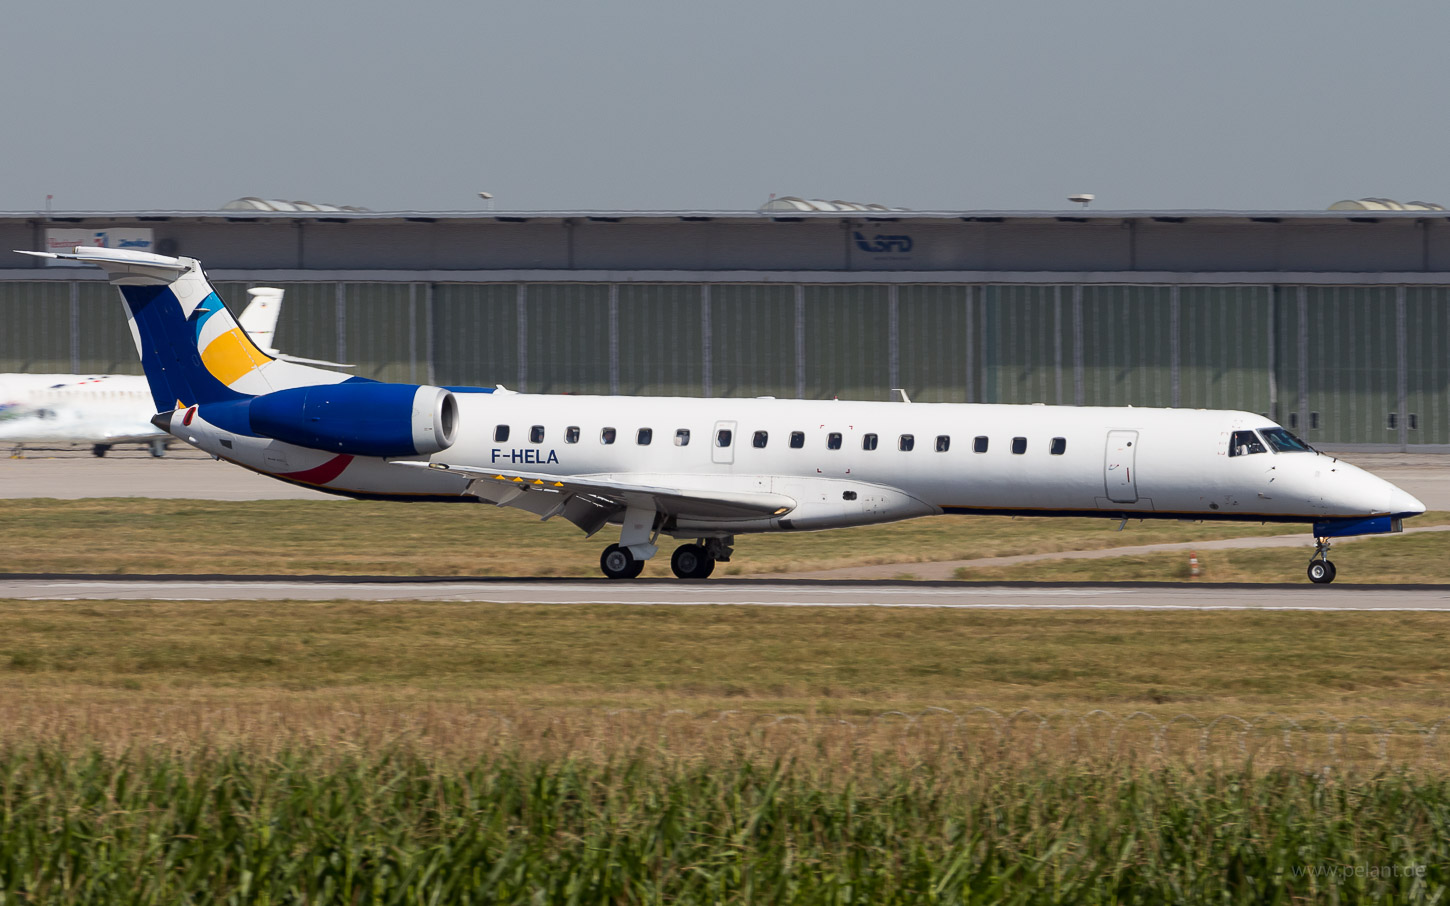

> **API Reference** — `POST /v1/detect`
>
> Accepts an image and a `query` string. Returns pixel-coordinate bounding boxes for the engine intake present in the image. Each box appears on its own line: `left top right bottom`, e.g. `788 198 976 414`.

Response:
248 383 457 457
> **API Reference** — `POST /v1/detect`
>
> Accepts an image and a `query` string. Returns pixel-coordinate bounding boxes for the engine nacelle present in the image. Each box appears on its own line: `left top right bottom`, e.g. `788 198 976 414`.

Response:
248 383 457 457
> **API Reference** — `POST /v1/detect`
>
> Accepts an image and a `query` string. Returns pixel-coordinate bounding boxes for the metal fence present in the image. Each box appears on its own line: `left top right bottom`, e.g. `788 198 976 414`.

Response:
2 280 1446 447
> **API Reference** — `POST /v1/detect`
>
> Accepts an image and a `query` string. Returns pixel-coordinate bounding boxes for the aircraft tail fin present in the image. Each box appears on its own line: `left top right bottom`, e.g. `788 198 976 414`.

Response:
15 247 350 411
237 286 354 369
237 287 284 355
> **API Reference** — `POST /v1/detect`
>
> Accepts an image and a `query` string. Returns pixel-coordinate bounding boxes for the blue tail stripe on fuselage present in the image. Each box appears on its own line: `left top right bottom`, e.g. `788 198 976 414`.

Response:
119 284 250 411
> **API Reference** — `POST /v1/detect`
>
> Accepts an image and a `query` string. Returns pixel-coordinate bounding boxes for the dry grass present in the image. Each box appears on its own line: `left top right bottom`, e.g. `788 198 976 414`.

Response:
957 530 1450 583
6 497 1432 577
4 600 1450 722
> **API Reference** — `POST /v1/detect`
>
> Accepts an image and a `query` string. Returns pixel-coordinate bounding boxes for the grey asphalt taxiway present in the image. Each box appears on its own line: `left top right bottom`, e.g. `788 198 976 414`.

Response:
3 575 1449 611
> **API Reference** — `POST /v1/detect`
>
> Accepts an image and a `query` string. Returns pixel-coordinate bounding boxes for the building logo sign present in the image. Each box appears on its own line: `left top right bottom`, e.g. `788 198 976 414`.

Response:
42 228 155 266
852 231 914 262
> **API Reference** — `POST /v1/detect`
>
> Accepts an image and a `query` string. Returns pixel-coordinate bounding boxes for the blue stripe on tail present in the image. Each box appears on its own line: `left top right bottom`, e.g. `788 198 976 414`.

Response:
119 284 250 410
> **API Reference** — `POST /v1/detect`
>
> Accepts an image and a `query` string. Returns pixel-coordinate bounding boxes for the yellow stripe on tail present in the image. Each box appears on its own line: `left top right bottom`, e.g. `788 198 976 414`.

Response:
201 327 273 386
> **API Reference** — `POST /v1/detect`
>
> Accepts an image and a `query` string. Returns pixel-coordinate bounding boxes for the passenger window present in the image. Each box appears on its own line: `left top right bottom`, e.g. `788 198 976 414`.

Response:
899 434 915 452
1050 437 1067 455
601 427 616 445
862 433 878 451
675 428 690 446
637 428 653 445
789 431 805 449
717 429 733 447
753 430 768 448
1012 437 1027 455
494 425 510 443
827 432 842 450
565 426 580 444
530 425 544 444
1228 429 1267 457
974 436 988 453
935 435 950 453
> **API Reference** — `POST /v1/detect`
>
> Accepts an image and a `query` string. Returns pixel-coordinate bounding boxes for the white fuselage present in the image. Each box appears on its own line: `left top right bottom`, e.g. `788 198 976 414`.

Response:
0 374 161 448
174 392 1419 535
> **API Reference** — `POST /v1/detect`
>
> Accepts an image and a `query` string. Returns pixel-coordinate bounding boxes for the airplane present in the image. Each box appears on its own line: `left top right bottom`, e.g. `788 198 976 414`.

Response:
0 285 340 457
15 245 1426 585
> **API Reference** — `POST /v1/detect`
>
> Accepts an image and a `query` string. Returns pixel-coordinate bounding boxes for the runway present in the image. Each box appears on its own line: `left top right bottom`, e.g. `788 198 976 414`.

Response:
4 575 1450 610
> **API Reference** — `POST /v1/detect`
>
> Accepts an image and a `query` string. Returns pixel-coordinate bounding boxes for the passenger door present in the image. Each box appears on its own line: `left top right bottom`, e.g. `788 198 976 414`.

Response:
1104 430 1138 503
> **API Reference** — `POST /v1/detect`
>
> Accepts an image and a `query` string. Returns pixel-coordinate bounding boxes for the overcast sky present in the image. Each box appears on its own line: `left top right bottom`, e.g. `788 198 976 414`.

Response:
2 1 1446 213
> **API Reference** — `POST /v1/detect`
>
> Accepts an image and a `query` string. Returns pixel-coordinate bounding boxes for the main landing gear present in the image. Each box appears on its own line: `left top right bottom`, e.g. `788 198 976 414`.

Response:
596 505 734 581
600 543 645 580
599 541 719 580
1307 536 1337 585
670 543 716 579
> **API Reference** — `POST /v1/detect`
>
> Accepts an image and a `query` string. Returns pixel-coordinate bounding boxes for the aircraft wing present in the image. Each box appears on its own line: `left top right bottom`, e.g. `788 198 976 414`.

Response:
393 461 795 534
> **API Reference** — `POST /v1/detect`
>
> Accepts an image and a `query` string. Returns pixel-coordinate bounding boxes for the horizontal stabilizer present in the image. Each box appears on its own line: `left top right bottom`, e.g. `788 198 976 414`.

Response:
17 247 189 272
274 353 355 368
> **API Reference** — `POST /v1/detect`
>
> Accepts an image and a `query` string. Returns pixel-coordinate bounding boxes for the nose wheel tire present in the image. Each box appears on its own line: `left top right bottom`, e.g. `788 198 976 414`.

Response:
1308 560 1337 584
600 543 645 580
670 543 716 579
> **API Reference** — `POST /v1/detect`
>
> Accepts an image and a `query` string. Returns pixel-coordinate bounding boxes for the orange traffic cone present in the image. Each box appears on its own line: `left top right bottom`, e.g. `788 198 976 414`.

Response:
1189 551 1200 579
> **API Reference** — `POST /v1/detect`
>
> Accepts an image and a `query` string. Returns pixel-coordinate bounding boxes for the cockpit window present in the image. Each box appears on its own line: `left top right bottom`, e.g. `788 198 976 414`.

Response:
1228 430 1268 457
1260 427 1314 453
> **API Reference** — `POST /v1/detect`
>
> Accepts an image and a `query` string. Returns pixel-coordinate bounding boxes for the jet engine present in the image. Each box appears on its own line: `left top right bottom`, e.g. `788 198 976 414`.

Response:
247 383 458 457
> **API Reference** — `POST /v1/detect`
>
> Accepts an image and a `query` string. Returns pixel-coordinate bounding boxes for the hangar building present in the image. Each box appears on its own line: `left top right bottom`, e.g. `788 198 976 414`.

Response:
1 207 1447 450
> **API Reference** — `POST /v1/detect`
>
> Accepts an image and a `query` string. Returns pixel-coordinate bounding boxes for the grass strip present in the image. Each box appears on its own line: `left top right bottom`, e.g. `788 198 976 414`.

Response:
3 601 1450 719
957 530 1450 584
10 498 1441 577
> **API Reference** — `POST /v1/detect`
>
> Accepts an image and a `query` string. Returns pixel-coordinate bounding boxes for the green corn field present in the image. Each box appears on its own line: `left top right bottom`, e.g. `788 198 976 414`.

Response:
1 745 1446 904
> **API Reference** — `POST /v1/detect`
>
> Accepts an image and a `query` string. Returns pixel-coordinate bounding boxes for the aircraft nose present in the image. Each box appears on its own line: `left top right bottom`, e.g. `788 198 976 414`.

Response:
1388 484 1426 517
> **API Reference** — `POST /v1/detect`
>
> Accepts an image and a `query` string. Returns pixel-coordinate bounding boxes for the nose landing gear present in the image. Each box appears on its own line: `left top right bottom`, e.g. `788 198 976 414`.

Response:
1307 536 1337 584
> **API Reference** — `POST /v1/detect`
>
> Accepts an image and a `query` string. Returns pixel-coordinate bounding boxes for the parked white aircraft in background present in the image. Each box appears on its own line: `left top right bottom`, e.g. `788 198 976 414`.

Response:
0 286 338 456
17 246 1426 584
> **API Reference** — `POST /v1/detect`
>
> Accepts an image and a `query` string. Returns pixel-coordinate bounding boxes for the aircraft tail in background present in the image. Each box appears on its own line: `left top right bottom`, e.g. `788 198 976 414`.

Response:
237 287 353 368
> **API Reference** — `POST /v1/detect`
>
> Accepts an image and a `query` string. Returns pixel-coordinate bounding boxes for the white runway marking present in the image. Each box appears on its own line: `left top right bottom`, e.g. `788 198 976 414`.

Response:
3 578 1449 611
